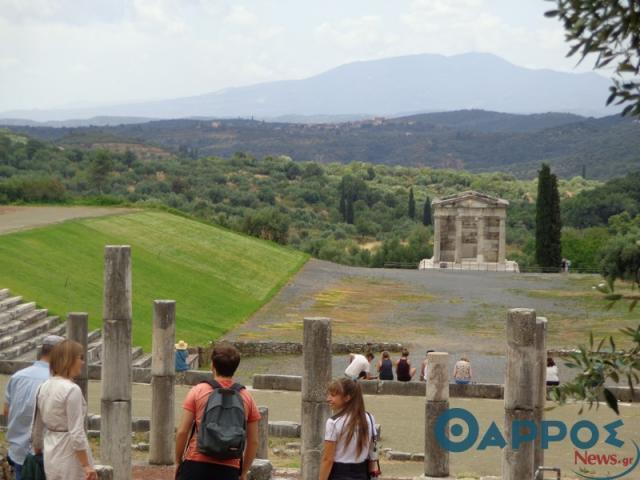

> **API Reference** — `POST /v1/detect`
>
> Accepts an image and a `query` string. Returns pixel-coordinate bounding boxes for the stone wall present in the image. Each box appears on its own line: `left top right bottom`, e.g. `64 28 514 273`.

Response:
201 341 403 361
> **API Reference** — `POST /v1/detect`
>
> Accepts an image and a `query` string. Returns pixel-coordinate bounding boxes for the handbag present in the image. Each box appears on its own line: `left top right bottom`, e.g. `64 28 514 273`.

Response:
21 453 45 480
366 412 381 479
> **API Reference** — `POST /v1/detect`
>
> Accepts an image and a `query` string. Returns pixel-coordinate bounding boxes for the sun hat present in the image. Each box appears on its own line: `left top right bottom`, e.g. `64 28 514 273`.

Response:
175 340 188 350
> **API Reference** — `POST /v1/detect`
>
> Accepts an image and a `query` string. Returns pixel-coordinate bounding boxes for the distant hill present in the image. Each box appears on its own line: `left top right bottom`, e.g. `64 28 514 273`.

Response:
0 52 618 122
4 109 638 179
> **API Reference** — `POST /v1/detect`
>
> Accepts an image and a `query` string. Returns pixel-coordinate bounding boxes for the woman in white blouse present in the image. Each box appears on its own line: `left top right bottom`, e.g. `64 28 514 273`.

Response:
320 378 376 480
32 340 97 480
546 357 560 386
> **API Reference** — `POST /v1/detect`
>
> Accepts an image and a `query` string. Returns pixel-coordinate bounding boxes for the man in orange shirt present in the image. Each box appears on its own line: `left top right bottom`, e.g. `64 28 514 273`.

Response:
175 343 260 479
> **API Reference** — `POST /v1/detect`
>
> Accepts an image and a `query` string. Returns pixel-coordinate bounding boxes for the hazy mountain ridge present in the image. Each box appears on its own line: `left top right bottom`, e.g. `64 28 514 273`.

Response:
0 52 617 122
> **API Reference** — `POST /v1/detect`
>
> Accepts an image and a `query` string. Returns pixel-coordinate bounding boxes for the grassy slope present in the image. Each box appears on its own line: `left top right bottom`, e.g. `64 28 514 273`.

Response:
0 210 307 350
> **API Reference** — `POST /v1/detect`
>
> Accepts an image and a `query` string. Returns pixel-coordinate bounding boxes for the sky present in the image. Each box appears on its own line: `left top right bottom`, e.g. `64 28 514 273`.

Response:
0 0 603 112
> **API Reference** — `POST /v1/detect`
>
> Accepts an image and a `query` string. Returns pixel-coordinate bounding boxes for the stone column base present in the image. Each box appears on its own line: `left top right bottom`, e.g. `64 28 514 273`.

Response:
413 476 456 480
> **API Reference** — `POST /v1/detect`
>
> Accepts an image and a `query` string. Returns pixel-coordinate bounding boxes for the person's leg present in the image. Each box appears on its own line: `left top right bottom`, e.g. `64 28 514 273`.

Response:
14 463 22 480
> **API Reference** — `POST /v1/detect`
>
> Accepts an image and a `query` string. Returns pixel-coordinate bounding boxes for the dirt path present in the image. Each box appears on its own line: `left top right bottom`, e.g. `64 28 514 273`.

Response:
0 206 136 234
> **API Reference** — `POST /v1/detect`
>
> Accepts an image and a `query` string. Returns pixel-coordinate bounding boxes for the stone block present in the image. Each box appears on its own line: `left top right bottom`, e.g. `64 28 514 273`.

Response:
302 317 332 402
183 369 212 385
386 450 412 461
359 380 379 394
301 400 329 449
253 374 302 391
503 408 535 480
132 368 152 384
410 453 425 461
378 380 425 396
269 421 301 438
425 401 449 477
132 417 151 432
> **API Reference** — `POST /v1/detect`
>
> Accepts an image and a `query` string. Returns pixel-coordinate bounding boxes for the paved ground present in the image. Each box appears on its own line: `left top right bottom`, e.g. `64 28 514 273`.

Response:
0 206 136 234
1 376 636 479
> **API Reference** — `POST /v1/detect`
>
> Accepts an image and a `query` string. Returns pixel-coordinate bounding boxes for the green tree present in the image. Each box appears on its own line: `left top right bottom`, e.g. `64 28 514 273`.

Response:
408 187 416 220
242 207 289 244
422 196 432 226
546 0 640 116
535 164 562 269
88 150 113 192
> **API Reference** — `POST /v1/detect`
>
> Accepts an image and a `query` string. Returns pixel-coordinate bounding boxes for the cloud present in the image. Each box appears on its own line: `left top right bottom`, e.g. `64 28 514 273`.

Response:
132 0 186 34
224 5 257 26
315 15 398 52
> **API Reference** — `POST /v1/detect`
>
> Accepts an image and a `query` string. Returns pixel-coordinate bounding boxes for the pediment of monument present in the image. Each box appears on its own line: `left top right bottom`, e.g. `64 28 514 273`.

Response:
432 190 509 208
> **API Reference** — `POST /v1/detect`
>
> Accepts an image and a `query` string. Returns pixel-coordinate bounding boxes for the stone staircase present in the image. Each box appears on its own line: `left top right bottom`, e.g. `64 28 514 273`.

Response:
0 288 151 367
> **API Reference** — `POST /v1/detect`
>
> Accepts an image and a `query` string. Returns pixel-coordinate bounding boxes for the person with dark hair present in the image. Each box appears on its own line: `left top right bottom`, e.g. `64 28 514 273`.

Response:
345 353 376 380
4 335 64 480
320 378 377 480
420 349 435 382
546 357 560 386
175 343 260 480
32 339 96 480
395 349 416 382
376 351 394 381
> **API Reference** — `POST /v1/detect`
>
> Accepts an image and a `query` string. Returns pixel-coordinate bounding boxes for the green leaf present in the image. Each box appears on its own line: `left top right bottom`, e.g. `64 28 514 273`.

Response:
545 9 560 18
629 300 638 312
604 388 620 415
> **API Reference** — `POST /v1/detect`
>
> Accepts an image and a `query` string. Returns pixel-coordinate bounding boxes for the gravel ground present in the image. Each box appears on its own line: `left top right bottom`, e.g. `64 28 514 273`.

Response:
0 206 136 234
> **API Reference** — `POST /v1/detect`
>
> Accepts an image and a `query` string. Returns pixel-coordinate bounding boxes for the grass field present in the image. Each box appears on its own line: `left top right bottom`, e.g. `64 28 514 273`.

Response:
0 210 308 350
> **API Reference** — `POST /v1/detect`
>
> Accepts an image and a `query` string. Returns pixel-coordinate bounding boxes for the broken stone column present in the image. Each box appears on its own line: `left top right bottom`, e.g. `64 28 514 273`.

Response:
433 215 441 262
257 406 269 459
67 312 89 400
534 317 548 472
503 308 537 480
149 300 176 465
424 352 450 478
301 317 331 480
101 246 132 480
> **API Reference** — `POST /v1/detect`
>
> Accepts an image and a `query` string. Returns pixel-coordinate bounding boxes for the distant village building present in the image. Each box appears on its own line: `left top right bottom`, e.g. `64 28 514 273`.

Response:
419 191 519 272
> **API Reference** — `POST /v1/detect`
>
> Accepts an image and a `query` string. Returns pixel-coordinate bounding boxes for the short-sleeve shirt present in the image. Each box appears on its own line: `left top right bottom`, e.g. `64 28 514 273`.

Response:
324 413 376 464
182 378 261 469
344 355 370 378
4 361 50 464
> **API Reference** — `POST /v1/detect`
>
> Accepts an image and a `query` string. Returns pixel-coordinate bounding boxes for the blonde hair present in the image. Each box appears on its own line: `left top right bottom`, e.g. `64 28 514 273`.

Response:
49 340 83 379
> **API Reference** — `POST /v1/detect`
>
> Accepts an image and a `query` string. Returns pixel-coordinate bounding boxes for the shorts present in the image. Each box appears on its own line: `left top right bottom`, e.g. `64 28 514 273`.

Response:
177 460 240 480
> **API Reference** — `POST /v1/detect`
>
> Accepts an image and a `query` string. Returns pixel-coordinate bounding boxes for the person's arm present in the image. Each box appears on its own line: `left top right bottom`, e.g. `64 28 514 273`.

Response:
241 421 259 480
175 409 194 466
3 402 8 418
319 440 336 480
66 387 97 479
31 398 44 454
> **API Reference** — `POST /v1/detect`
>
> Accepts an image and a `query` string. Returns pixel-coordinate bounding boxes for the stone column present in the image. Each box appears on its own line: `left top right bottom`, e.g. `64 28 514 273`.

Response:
503 308 537 480
454 216 463 263
257 406 269 459
498 217 506 263
67 312 89 400
425 352 449 478
476 216 485 263
149 300 176 465
101 246 132 480
534 317 548 472
301 317 332 480
433 215 441 262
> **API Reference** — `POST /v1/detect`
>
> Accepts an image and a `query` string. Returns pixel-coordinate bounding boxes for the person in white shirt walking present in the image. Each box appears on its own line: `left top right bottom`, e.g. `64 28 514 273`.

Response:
546 357 560 386
320 378 377 480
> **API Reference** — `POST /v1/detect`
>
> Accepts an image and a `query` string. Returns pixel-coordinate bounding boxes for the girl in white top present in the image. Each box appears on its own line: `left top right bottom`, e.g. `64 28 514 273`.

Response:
546 357 560 386
320 378 376 480
32 340 97 480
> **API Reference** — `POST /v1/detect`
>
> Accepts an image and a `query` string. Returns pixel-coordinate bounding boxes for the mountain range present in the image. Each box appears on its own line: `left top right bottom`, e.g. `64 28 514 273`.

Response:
5 109 638 180
1 52 619 122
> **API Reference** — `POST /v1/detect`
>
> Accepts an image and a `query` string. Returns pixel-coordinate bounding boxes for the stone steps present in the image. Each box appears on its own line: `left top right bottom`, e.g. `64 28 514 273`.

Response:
0 296 22 313
0 301 36 324
0 322 65 360
132 353 153 368
0 289 10 301
0 309 49 336
0 315 61 350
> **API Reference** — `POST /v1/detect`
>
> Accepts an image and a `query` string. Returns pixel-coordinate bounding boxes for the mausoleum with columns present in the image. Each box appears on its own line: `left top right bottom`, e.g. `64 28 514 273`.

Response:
419 191 519 272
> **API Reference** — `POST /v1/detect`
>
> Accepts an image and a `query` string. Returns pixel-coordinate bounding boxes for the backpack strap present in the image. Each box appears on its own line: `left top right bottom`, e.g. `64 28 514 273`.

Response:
200 379 221 390
366 411 377 442
230 383 245 392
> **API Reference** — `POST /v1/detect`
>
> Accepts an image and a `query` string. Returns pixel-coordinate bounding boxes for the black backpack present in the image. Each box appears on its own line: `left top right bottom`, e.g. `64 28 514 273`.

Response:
196 380 247 459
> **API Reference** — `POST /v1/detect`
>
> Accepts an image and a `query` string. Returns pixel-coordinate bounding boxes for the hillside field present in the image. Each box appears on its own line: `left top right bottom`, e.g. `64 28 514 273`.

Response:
0 210 308 350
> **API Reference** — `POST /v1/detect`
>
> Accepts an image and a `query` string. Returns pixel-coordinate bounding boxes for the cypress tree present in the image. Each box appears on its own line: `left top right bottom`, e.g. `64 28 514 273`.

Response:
422 196 432 226
408 187 416 219
339 193 346 222
535 164 562 269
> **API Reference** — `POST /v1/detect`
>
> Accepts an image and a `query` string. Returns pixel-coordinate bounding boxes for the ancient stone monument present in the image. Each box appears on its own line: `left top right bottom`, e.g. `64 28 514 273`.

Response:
419 191 519 272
